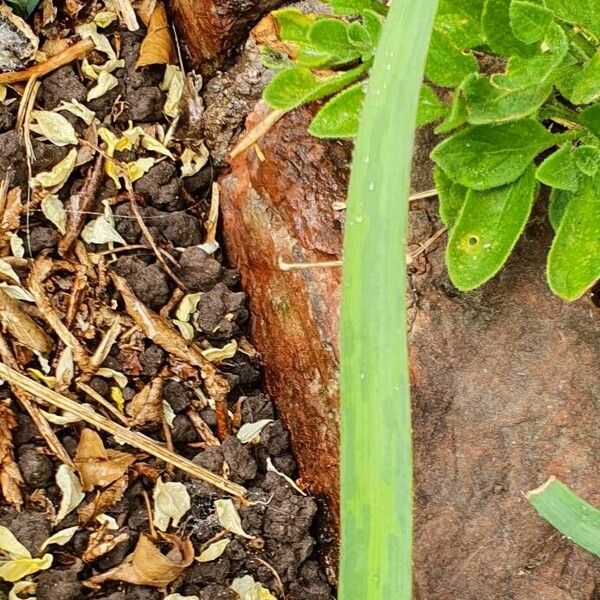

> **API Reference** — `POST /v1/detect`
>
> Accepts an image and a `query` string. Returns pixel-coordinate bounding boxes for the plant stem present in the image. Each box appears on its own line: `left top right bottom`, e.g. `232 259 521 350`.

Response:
339 1 438 598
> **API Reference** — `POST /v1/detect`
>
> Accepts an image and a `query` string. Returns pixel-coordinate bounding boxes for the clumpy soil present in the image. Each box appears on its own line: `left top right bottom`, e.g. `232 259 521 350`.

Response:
0 8 332 599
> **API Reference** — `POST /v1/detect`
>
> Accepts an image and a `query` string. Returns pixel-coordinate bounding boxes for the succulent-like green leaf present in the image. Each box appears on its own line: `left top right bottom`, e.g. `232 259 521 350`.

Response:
425 29 478 88
509 1 554 44
272 8 314 44
431 119 555 190
580 103 600 139
435 0 485 49
434 167 467 229
309 81 364 138
548 187 571 230
446 165 537 291
308 18 361 65
548 174 600 300
328 0 388 16
482 0 539 58
347 22 374 58
557 53 600 105
526 477 600 558
574 145 600 176
263 63 369 111
417 85 448 127
544 0 600 39
361 10 383 46
435 85 468 134
536 146 579 191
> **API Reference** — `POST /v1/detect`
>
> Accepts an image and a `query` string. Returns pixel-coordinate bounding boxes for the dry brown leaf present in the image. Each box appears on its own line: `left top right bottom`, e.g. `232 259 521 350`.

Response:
135 0 157 26
0 187 23 236
64 0 84 17
126 379 162 427
0 288 52 355
83 527 129 563
74 429 136 492
0 403 24 509
85 533 194 588
135 1 175 68
78 475 129 525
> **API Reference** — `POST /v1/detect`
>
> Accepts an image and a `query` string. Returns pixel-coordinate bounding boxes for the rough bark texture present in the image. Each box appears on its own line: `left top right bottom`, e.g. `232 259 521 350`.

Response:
168 0 283 73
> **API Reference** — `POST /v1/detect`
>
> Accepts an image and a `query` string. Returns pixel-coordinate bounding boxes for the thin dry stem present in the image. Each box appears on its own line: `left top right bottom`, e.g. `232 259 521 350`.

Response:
229 108 286 160
77 381 131 426
0 363 247 498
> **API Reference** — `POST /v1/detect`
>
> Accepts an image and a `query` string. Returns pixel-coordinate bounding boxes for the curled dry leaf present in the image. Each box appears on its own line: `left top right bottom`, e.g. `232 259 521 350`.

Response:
87 70 119 102
41 194 67 234
0 404 24 509
136 1 176 68
9 234 24 258
161 65 184 118
180 146 209 178
202 340 238 363
8 580 36 600
83 527 129 563
39 526 78 552
126 380 161 426
56 99 96 125
153 478 191 531
81 215 126 245
85 533 194 588
0 288 53 355
214 499 254 540
74 429 136 492
55 463 85 524
78 475 129 525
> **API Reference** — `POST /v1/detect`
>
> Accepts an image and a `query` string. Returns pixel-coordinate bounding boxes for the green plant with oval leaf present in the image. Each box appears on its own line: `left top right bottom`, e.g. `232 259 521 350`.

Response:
261 0 600 302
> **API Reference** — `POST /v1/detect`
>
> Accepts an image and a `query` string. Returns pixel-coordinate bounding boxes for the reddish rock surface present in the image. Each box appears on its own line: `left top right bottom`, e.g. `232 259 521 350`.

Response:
220 105 348 574
168 0 283 72
220 103 600 596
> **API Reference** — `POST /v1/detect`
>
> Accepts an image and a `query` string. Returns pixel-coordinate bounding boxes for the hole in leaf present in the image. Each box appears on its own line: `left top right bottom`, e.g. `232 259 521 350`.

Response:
468 236 479 247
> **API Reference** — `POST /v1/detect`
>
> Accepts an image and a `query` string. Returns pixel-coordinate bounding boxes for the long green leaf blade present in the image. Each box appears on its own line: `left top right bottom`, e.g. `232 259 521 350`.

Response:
526 477 600 558
339 1 438 598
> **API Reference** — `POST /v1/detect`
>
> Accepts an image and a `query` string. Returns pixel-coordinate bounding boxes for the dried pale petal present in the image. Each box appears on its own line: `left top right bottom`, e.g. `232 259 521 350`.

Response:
172 319 194 341
0 85 6 102
55 464 85 524
141 133 174 159
230 575 277 600
30 111 78 146
164 595 199 600
0 284 34 303
32 148 77 190
214 499 254 539
56 100 96 125
9 234 24 259
39 525 79 551
153 479 191 531
110 387 125 412
94 10 118 27
55 347 74 388
0 554 53 583
196 538 229 563
175 292 202 322
98 127 120 153
201 340 238 363
125 157 155 182
87 70 118 102
41 194 67 234
162 66 184 118
96 368 128 388
81 216 126 245
0 526 30 559
237 419 273 444
180 146 209 178
39 407 85 425
162 401 176 426
76 22 117 59
96 513 119 530
8 580 36 600
0 260 20 284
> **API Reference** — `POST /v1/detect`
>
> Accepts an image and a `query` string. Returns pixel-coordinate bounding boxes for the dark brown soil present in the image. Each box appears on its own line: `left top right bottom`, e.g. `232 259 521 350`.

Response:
0 11 333 600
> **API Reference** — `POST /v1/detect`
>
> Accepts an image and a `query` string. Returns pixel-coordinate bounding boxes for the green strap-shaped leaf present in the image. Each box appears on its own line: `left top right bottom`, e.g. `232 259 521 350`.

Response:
482 0 539 58
431 119 555 189
446 165 537 290
425 29 478 88
536 146 579 191
509 1 554 44
309 81 364 138
548 187 571 231
328 0 388 16
526 477 600 558
263 62 370 111
580 103 600 139
417 85 448 127
434 167 467 229
547 174 600 300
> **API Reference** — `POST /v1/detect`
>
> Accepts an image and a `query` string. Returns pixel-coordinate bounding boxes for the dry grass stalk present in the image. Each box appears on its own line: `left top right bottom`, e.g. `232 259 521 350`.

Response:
187 410 220 446
77 381 131 426
0 363 247 498
0 331 75 468
0 38 94 84
90 316 122 369
229 108 286 160
112 0 139 31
